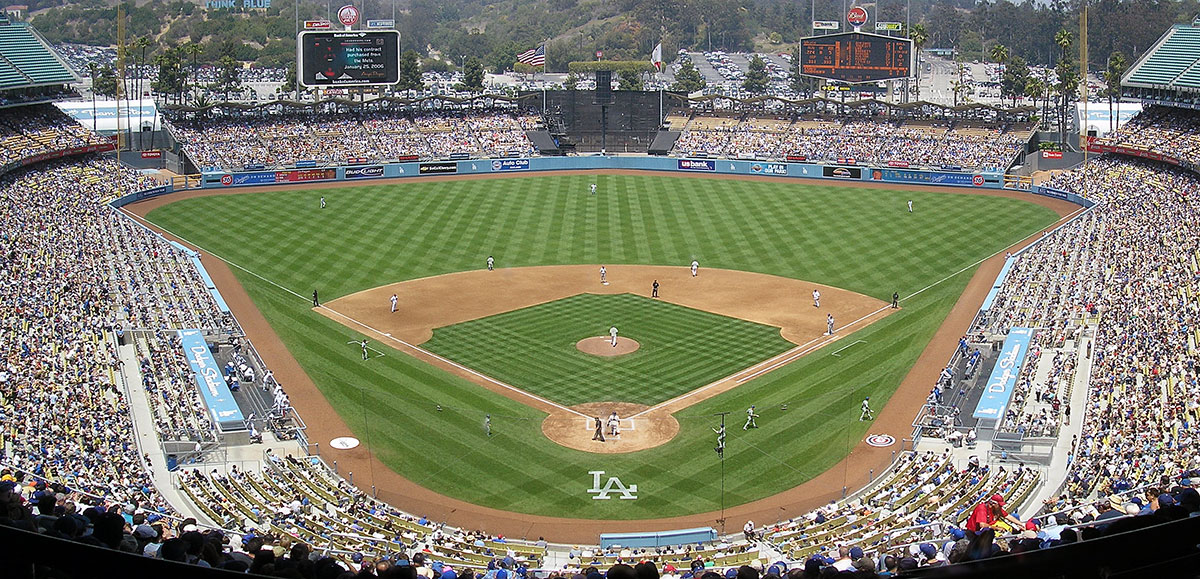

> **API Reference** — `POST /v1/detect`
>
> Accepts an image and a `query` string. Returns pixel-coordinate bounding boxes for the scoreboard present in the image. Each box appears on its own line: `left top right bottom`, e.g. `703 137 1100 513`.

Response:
298 30 400 87
800 32 912 84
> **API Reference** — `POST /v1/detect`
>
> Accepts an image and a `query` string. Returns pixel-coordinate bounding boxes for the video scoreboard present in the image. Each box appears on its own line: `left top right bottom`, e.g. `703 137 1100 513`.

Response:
800 31 912 84
298 30 400 87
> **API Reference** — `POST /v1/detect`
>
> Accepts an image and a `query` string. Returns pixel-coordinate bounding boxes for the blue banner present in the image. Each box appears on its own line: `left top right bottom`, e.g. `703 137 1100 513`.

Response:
973 327 1034 419
677 159 715 171
232 172 275 186
490 158 530 172
1032 185 1068 200
295 160 318 168
879 169 981 186
178 329 245 430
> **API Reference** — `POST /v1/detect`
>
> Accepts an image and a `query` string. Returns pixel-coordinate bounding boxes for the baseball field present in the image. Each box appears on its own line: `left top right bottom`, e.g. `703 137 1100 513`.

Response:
140 171 1063 524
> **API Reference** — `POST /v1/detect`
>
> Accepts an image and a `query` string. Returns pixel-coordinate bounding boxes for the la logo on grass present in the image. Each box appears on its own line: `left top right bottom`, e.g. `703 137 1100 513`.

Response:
587 471 638 500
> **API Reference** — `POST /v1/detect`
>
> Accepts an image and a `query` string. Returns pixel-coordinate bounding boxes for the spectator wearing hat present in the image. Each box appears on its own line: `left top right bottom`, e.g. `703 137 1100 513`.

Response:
964 493 1024 534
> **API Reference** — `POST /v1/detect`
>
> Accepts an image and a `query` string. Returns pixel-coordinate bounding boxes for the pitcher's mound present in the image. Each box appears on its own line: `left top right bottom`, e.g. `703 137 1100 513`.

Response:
577 336 640 356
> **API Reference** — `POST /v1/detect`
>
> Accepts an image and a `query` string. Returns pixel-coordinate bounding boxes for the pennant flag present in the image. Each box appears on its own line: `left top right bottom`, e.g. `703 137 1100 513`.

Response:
651 42 663 72
517 44 546 66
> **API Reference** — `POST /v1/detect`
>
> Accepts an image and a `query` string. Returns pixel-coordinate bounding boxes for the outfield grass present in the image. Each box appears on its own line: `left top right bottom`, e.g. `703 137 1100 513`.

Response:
423 293 796 406
145 173 1060 518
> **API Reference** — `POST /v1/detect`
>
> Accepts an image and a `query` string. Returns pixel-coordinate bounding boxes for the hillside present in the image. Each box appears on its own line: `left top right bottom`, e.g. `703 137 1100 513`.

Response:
22 0 1200 74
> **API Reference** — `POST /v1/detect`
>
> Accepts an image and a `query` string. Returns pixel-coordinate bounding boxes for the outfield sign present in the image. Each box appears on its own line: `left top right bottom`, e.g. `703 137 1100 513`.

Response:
420 162 458 175
813 20 840 30
875 21 903 31
750 163 787 175
231 171 275 186
366 19 394 29
179 329 245 431
677 159 715 171
491 159 529 172
823 165 861 179
345 165 384 179
973 327 1033 419
587 470 637 500
304 20 332 29
876 168 983 186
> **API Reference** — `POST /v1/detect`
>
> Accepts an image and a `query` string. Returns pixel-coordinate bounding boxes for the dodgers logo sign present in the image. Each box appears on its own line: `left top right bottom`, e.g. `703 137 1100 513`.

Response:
587 470 638 500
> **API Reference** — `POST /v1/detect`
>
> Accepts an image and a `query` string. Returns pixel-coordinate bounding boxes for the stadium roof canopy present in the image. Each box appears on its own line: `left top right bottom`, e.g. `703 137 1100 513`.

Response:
1123 22 1200 95
0 19 79 91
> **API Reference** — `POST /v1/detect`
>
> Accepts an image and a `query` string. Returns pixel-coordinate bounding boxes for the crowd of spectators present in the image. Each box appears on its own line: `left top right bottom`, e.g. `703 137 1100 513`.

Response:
168 110 540 171
671 115 1028 170
0 104 109 167
1093 106 1200 167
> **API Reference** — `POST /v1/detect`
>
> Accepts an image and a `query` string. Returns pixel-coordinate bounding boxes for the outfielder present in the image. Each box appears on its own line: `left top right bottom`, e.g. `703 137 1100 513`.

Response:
390 294 398 313
744 405 758 430
691 259 699 277
860 397 874 421
908 199 913 213
609 325 619 347
590 183 597 195
487 255 494 271
485 414 492 436
320 196 326 209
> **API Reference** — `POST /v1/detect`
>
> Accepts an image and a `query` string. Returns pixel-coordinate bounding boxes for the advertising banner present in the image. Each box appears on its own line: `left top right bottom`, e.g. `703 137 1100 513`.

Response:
140 150 162 159
275 169 337 183
677 159 716 171
876 169 980 186
786 154 808 162
419 162 458 175
813 20 840 30
973 327 1033 419
295 160 318 168
1041 150 1063 159
749 162 787 175
19 143 116 167
178 329 245 430
345 165 384 179
886 160 909 168
823 165 861 179
231 172 275 186
1085 136 1181 166
490 159 530 172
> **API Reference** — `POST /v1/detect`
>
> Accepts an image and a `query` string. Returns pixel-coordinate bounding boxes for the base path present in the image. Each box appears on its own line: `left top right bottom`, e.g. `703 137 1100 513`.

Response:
124 170 1082 543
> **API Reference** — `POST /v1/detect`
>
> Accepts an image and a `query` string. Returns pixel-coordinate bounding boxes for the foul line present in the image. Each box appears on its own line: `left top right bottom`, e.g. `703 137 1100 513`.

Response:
831 340 867 357
122 208 589 419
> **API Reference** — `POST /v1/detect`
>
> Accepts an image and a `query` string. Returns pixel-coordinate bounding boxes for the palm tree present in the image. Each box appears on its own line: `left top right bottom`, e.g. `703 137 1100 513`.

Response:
86 62 98 133
1054 29 1073 62
1105 51 1127 134
132 37 151 149
183 42 203 103
909 23 928 102
1024 76 1045 125
989 43 1009 66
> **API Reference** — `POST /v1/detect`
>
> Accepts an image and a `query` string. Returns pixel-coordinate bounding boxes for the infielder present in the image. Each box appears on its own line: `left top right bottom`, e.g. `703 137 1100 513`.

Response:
390 294 398 313
320 196 326 209
487 255 494 271
600 265 607 284
812 289 821 308
860 397 874 421
360 339 369 360
609 325 619 347
827 313 835 335
744 405 758 430
691 259 699 277
652 279 659 298
907 199 913 213
608 411 620 437
590 183 597 195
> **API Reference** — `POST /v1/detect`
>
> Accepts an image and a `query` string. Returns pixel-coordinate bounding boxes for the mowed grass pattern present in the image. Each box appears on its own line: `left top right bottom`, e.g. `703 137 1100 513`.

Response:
145 174 1062 518
423 293 796 406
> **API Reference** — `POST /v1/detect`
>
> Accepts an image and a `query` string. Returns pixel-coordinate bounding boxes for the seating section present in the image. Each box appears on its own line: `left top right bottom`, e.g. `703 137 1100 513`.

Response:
1124 26 1200 89
0 21 76 89
1093 106 1200 168
169 111 540 171
0 103 108 167
671 115 1027 170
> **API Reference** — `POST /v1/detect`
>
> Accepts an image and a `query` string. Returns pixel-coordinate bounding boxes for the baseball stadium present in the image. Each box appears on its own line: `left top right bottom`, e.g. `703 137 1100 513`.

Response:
3 2 1200 577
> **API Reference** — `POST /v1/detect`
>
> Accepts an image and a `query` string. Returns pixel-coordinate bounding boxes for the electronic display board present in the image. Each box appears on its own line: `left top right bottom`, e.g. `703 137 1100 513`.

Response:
298 30 400 87
800 31 912 84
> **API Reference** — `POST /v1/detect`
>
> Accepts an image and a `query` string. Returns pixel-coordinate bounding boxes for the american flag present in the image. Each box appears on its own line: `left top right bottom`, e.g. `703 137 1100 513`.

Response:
517 44 546 66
